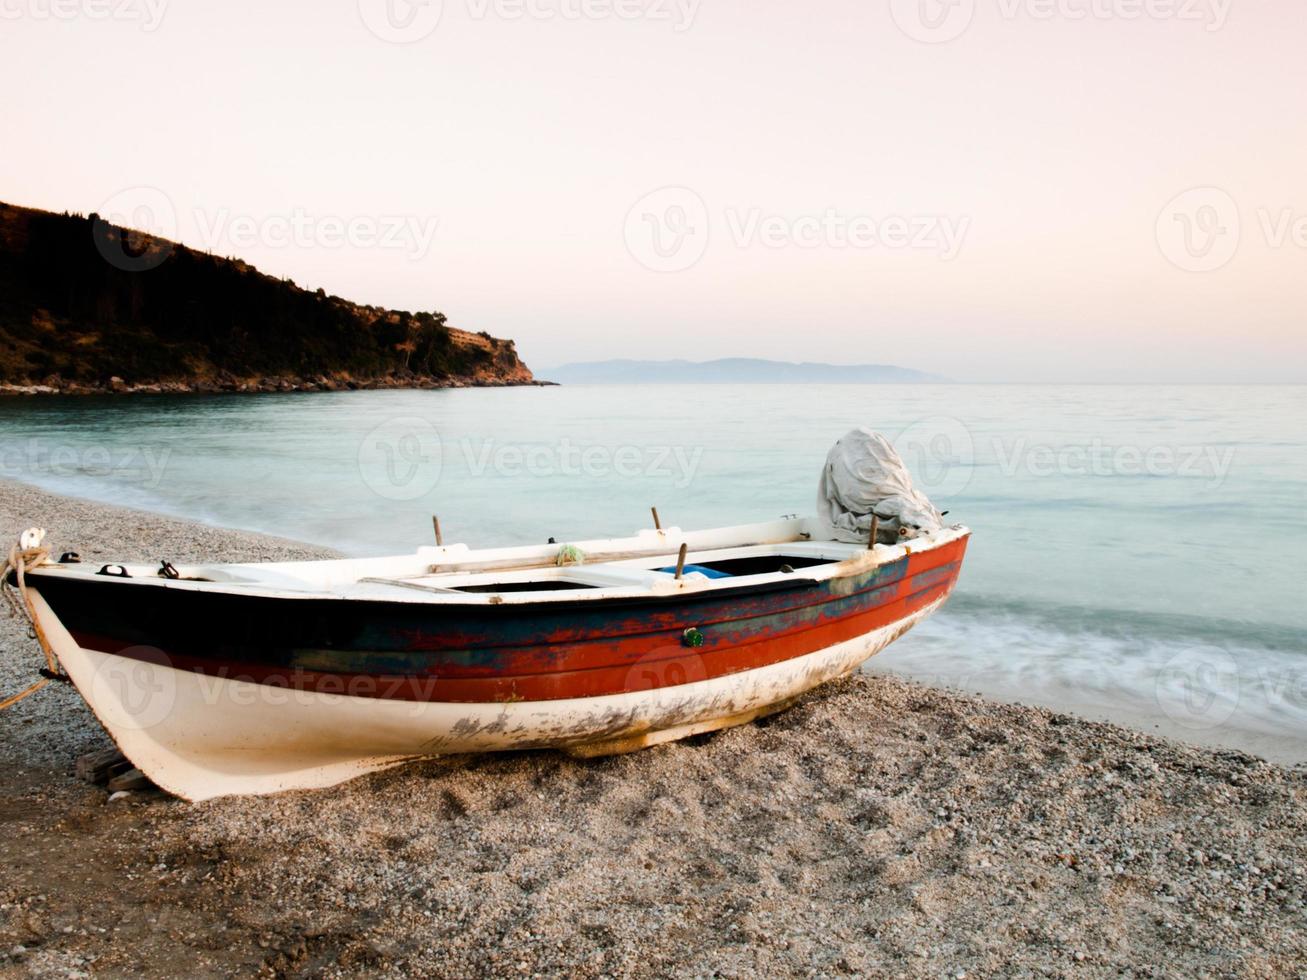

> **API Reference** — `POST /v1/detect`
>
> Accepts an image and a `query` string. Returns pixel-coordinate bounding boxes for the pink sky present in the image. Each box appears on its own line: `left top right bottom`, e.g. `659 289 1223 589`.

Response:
2 0 1303 381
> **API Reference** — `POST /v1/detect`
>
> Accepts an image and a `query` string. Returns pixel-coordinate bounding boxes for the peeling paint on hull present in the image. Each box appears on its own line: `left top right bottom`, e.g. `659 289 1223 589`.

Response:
32 590 949 801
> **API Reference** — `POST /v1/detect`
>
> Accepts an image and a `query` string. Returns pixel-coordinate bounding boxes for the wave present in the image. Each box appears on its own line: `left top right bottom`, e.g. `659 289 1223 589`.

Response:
869 592 1307 758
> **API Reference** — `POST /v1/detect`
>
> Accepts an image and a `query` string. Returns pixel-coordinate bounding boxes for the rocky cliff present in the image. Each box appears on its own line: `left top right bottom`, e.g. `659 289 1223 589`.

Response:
0 202 537 394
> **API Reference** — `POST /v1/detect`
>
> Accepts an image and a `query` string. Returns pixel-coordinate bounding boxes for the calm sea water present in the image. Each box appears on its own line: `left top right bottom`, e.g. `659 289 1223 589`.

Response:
2 385 1304 760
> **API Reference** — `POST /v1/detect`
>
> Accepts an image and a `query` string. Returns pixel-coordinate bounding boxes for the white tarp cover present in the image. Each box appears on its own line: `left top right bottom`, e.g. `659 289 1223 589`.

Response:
816 427 945 543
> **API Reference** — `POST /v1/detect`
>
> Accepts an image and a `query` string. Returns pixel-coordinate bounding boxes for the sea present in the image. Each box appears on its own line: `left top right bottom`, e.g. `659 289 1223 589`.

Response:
2 384 1304 762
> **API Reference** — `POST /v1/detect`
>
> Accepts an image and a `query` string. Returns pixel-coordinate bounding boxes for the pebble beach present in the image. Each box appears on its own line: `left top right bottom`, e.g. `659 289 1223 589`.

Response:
1 478 1304 978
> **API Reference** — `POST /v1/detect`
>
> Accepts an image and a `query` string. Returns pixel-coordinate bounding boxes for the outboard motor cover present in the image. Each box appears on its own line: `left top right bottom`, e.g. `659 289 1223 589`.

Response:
816 427 945 544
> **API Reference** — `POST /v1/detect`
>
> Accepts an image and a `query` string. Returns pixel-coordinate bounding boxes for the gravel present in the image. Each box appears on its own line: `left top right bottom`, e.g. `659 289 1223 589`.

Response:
1 479 1304 977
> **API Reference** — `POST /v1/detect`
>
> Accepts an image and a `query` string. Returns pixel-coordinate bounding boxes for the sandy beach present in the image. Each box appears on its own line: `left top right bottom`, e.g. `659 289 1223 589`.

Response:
1 479 1304 978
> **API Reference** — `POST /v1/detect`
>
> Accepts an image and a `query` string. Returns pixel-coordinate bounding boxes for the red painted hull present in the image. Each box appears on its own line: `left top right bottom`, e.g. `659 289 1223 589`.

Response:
42 535 969 704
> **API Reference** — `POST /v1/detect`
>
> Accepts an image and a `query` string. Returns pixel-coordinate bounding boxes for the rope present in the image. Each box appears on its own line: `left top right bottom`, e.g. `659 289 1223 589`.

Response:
0 678 48 711
1 533 59 711
555 544 585 566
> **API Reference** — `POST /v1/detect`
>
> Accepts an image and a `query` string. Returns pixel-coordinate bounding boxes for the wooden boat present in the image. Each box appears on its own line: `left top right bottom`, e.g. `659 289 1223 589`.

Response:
13 516 970 801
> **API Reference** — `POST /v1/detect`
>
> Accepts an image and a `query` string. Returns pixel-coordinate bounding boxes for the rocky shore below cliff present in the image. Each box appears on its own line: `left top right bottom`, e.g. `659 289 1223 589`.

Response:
1 373 556 396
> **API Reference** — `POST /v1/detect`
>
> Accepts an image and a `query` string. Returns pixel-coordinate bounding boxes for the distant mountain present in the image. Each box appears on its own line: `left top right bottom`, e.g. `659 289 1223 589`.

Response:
0 201 536 394
543 358 947 384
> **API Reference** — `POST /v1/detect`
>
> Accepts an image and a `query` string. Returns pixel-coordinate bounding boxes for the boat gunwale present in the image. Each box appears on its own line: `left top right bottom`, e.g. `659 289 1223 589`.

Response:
20 523 971 609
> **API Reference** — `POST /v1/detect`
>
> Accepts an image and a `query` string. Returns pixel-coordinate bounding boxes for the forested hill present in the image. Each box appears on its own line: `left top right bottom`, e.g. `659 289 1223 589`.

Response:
0 201 536 394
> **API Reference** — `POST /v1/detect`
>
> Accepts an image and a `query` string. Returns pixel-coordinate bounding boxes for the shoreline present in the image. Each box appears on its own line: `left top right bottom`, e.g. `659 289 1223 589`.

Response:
3 475 1303 767
865 664 1307 769
4 476 1301 768
0 377 558 396
1 479 1304 974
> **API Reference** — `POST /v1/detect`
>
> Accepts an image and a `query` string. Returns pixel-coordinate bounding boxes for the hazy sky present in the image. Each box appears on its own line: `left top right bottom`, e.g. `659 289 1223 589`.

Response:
2 0 1303 381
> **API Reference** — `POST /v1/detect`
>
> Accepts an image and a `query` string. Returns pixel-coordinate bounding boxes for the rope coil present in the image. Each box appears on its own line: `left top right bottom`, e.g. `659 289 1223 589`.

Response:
1 529 60 711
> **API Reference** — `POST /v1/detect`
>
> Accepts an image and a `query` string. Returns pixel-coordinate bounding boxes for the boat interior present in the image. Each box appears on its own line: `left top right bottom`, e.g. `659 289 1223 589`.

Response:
349 540 863 601
29 518 967 604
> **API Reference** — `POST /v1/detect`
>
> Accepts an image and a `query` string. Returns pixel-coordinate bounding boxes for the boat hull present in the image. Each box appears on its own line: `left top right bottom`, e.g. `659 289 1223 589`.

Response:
31 589 946 801
24 529 968 800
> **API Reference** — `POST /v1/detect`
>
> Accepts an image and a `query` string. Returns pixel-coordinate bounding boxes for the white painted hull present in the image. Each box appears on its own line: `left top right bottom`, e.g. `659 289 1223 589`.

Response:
32 589 942 802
